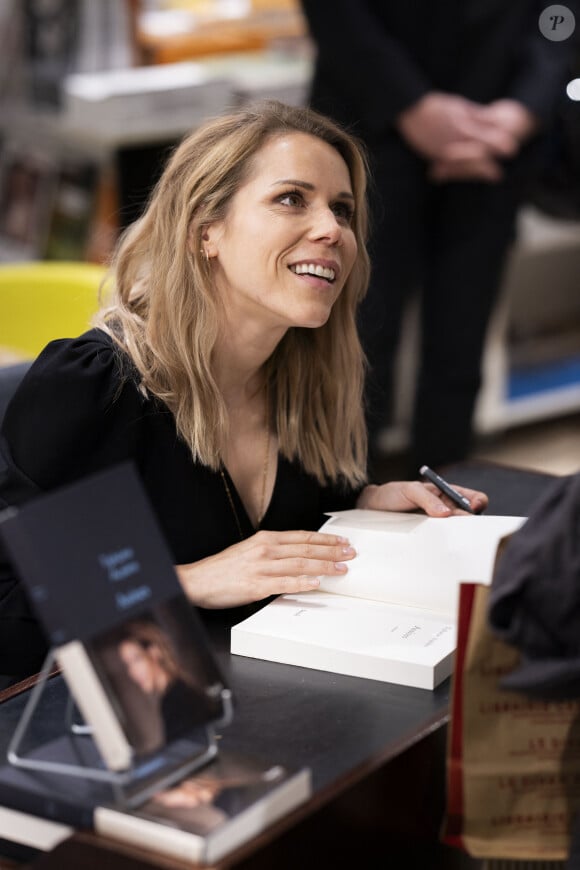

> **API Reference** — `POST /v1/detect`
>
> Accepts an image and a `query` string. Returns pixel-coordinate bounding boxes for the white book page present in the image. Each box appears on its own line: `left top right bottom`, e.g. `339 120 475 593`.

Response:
317 511 526 618
231 591 457 686
235 591 455 664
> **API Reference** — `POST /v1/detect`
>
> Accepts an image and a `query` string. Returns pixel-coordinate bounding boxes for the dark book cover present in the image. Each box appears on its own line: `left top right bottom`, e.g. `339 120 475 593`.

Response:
0 731 219 830
0 462 187 646
0 463 230 765
0 735 123 829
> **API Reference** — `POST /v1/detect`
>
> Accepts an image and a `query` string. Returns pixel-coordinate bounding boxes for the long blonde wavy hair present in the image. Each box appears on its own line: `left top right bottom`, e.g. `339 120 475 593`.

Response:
96 100 371 487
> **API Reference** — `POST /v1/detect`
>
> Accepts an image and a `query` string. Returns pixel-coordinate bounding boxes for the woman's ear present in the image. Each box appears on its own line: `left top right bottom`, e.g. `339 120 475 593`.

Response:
187 222 218 256
201 221 223 259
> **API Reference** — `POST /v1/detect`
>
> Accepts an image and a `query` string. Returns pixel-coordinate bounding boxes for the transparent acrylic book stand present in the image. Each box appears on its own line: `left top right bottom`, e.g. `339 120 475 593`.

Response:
6 649 234 809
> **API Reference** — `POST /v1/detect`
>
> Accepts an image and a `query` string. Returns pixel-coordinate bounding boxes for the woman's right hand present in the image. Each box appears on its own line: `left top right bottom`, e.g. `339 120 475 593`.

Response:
175 530 356 609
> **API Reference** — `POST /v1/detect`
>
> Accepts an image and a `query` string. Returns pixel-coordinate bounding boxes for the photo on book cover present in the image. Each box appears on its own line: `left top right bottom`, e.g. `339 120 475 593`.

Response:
86 595 228 758
0 463 232 769
135 752 288 835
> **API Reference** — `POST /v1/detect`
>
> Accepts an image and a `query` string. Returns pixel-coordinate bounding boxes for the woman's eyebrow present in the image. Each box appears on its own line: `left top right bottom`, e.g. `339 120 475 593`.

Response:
271 178 354 200
271 178 314 190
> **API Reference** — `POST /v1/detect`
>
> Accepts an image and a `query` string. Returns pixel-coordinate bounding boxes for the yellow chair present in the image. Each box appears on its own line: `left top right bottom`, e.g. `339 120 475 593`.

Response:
0 261 107 361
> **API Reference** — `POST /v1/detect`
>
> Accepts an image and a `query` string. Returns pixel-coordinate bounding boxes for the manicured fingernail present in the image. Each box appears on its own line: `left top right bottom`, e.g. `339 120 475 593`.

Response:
334 562 348 571
337 536 349 543
342 546 356 556
309 577 320 586
437 504 450 514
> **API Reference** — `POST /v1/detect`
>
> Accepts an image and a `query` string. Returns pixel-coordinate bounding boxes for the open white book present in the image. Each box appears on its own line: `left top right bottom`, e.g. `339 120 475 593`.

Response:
231 510 526 690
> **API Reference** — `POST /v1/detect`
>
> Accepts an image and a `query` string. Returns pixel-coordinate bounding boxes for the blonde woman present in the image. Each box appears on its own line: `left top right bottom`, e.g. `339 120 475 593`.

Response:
0 101 486 673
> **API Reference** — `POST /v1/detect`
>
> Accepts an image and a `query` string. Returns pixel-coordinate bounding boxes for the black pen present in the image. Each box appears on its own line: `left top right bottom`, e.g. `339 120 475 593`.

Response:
419 465 475 513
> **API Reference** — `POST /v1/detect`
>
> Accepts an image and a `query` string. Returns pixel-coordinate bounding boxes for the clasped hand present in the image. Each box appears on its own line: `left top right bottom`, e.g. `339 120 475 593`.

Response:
176 480 488 609
396 93 538 183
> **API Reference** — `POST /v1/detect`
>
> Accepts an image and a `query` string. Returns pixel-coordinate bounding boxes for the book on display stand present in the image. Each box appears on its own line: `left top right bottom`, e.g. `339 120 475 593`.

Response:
0 462 232 775
0 462 311 863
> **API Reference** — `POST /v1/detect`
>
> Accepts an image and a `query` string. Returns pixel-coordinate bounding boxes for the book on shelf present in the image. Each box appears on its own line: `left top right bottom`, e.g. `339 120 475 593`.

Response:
0 146 56 261
0 462 230 772
0 743 310 863
231 509 527 690
43 158 98 261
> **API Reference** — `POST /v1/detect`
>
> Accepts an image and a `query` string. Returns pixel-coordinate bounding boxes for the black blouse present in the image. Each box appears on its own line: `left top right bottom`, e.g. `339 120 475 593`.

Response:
0 329 360 674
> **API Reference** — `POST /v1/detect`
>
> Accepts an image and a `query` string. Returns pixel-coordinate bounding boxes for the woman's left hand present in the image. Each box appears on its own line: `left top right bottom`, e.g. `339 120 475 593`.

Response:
356 480 488 516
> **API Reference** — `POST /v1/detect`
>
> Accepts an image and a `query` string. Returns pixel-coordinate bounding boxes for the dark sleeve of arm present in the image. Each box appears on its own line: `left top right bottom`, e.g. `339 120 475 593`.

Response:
301 0 431 129
318 477 364 517
488 473 580 657
2 332 145 490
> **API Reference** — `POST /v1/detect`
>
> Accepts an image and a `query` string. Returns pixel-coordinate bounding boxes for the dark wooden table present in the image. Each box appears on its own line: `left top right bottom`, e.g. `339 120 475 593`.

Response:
0 461 558 869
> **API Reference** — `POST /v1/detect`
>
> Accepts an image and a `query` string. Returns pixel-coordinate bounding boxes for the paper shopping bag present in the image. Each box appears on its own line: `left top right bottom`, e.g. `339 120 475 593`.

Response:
442 581 580 860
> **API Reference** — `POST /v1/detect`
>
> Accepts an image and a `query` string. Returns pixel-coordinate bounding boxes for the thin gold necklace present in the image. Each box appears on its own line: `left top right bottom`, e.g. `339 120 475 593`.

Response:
220 382 270 540
220 468 245 540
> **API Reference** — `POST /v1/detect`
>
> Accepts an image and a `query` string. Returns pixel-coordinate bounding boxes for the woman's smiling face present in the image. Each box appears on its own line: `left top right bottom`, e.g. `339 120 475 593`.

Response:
204 131 358 333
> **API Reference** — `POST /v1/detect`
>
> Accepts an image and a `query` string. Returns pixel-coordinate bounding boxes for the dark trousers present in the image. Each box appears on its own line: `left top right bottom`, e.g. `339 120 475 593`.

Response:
359 136 528 473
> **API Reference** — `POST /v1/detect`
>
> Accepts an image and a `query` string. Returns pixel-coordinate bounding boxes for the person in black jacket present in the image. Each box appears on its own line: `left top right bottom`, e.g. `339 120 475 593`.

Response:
301 0 576 473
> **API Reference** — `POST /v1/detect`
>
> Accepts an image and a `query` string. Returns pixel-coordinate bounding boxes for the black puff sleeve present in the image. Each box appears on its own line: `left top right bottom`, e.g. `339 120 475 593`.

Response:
3 329 146 489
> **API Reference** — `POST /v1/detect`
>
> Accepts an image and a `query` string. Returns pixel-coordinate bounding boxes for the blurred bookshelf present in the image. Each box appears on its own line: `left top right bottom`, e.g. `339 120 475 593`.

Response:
136 0 306 63
475 206 580 433
0 0 312 265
